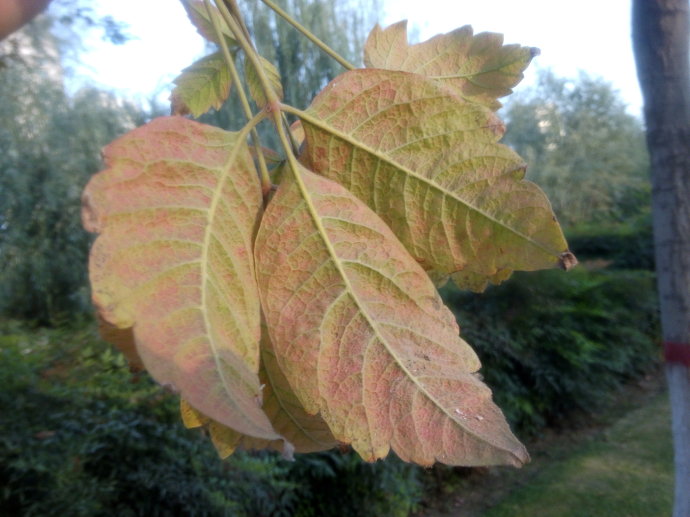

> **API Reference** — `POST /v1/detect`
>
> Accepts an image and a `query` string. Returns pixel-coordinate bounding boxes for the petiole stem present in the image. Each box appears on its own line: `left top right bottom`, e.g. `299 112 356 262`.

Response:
207 0 272 196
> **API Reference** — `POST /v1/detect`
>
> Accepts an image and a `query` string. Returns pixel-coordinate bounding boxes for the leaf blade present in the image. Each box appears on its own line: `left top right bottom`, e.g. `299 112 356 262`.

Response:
255 165 528 467
246 55 284 108
180 325 337 457
364 20 538 110
82 116 281 443
171 51 233 117
299 69 574 289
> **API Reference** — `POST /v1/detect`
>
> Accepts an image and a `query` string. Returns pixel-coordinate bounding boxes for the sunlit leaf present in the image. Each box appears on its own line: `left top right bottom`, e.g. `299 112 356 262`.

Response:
246 55 284 108
180 0 237 47
299 69 574 290
171 51 233 117
364 21 538 110
82 116 283 444
254 164 528 467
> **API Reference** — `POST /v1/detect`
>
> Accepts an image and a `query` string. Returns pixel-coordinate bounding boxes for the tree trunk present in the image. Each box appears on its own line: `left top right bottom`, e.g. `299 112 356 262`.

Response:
632 2 690 516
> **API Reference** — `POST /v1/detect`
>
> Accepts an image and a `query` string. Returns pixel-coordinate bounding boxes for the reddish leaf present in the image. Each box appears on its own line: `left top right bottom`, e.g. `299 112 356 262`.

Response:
97 317 144 371
82 116 282 444
254 164 528 467
181 325 337 457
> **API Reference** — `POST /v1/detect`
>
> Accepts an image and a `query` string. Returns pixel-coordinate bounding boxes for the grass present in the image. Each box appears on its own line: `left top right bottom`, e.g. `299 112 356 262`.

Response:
483 391 673 517
416 373 673 517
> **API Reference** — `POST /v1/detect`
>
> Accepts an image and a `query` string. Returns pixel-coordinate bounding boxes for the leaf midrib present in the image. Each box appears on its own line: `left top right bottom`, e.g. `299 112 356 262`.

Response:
199 133 266 434
298 108 557 257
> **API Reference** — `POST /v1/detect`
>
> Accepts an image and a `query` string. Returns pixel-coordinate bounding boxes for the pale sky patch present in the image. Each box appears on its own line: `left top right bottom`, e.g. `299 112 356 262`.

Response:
68 0 642 116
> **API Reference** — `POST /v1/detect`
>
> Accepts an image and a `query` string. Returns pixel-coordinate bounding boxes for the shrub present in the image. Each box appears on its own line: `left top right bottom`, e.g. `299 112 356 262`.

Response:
566 214 654 270
441 268 661 435
0 322 421 516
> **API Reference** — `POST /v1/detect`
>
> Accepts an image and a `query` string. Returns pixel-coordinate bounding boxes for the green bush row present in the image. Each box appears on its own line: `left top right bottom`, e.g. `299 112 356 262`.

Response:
1 265 660 515
565 214 654 270
441 267 661 435
0 323 421 517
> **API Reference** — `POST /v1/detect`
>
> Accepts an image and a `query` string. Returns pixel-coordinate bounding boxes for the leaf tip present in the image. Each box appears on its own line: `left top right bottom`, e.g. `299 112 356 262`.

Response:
510 444 531 467
281 439 296 461
558 251 578 271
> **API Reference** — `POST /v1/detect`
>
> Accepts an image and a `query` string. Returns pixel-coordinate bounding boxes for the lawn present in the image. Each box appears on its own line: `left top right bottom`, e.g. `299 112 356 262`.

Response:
483 390 673 517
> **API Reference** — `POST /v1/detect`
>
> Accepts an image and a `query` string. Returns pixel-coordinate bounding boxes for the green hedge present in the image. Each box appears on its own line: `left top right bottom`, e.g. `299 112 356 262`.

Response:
0 323 421 517
1 265 661 514
441 268 661 434
565 215 654 270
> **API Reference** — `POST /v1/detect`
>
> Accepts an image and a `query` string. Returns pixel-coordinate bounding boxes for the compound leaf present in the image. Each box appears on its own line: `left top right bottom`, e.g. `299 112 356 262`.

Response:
82 116 282 444
171 51 233 117
364 20 538 110
299 69 574 290
254 164 528 467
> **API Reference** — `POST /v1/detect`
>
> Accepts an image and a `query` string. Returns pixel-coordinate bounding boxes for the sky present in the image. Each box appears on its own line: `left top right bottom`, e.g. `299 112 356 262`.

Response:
69 0 642 116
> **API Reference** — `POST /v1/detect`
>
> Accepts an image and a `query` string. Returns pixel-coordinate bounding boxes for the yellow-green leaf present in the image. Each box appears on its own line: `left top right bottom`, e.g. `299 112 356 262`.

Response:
364 21 538 110
246 55 283 108
299 69 574 290
171 51 233 117
254 164 528 467
82 116 282 444
180 0 237 47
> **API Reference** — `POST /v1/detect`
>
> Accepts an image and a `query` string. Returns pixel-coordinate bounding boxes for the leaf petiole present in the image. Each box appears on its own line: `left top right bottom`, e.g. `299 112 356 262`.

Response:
206 0 272 196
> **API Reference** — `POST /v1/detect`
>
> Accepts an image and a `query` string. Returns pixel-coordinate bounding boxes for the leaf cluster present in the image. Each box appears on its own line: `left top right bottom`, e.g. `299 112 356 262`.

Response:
82 0 575 467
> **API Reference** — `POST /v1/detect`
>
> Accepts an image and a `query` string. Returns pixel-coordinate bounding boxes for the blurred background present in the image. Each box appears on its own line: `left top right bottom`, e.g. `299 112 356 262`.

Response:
0 1 669 516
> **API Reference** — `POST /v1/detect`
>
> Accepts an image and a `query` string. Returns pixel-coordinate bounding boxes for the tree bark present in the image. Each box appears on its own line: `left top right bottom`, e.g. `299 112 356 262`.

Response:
632 2 690 516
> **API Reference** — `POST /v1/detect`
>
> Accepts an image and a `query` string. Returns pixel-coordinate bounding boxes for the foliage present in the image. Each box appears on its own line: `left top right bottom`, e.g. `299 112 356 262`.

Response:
196 0 378 148
441 268 660 434
566 213 654 270
0 322 421 517
0 21 144 323
502 69 650 226
83 1 576 467
239 0 375 108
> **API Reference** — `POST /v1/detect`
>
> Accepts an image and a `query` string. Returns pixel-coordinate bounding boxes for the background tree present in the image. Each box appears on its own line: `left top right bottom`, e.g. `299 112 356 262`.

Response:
201 0 379 147
632 1 690 516
502 70 650 227
0 12 143 323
